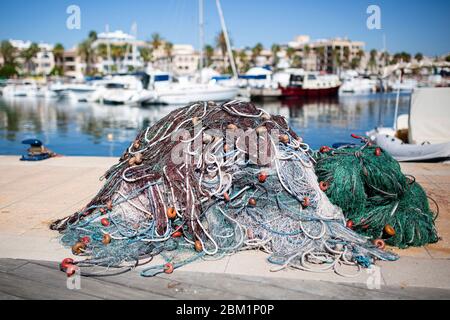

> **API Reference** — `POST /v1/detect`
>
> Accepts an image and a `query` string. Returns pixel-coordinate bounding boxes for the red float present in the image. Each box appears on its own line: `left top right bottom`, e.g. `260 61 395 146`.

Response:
101 218 110 226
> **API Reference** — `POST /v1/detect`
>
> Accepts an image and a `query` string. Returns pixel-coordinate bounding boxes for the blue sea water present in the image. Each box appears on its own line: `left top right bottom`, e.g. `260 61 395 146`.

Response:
0 93 411 157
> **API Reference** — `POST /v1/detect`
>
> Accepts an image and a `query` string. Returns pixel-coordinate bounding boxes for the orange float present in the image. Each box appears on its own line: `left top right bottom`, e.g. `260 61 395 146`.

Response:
167 207 177 220
384 224 396 237
102 233 112 245
194 240 203 252
279 134 289 144
71 242 86 255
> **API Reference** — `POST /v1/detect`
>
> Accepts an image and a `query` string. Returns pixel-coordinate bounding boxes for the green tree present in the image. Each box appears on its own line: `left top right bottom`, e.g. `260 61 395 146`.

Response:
331 47 342 73
204 45 214 67
164 42 173 62
215 31 228 59
414 52 423 62
380 51 390 66
0 40 17 65
368 49 378 72
21 42 40 75
139 47 152 64
78 39 96 75
151 33 162 51
0 41 18 78
315 47 325 71
52 43 65 66
343 47 350 69
271 44 281 68
237 50 249 73
251 43 263 63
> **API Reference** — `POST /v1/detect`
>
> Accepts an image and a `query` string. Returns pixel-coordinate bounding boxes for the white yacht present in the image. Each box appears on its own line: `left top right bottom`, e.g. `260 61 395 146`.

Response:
1 80 39 97
147 70 237 105
56 83 99 102
389 78 418 93
339 71 377 95
90 75 155 105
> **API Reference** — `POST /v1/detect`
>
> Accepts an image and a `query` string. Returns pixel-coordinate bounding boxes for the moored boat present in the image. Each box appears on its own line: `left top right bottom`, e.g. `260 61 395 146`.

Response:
279 72 341 98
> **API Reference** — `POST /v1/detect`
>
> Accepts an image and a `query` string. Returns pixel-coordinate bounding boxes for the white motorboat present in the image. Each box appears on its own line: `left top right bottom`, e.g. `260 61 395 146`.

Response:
367 87 450 161
146 70 237 105
91 75 155 105
56 83 98 102
339 71 377 95
154 82 238 105
389 78 418 93
1 80 39 97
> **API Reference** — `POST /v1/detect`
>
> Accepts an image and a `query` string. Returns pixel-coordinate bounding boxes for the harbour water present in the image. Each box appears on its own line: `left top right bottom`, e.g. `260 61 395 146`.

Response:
0 93 411 157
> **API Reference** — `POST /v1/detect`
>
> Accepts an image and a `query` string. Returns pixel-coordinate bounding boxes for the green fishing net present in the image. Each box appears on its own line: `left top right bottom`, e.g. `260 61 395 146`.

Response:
314 141 438 248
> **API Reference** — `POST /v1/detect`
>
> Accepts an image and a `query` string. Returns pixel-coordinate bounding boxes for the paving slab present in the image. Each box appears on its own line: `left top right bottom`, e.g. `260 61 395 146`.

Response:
0 156 449 294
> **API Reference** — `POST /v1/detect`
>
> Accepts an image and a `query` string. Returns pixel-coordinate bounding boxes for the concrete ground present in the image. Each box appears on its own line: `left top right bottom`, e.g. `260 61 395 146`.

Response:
0 155 449 299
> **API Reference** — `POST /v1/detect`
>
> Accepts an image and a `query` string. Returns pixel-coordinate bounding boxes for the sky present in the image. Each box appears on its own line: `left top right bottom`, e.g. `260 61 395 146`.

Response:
0 0 449 56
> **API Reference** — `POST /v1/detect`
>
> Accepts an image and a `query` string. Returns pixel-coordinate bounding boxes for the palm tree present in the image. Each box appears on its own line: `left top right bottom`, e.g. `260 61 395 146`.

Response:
21 43 40 75
78 39 96 75
380 51 390 66
52 43 65 71
215 31 231 73
164 42 173 62
331 47 342 73
111 45 125 64
251 43 263 63
88 31 98 42
0 40 17 65
315 47 325 71
343 47 350 69
271 44 280 67
368 49 378 72
0 40 18 77
151 33 162 51
139 47 152 64
286 47 295 60
96 43 108 59
215 31 227 59
237 50 249 73
204 45 214 67
415 53 423 62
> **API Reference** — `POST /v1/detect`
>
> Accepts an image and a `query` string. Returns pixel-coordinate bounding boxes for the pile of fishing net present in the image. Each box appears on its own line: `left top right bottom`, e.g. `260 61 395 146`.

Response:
51 101 397 278
313 136 439 249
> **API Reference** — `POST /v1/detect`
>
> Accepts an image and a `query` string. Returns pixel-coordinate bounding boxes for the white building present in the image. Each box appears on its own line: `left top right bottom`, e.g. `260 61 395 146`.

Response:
92 29 148 74
9 40 55 75
152 43 199 77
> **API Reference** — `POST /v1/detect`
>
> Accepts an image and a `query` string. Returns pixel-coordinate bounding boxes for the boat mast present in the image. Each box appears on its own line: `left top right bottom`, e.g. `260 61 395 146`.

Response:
106 24 112 75
131 22 138 72
215 0 238 79
199 0 204 73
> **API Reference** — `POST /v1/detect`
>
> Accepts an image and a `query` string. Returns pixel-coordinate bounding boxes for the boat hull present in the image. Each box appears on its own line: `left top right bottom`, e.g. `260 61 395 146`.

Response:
368 129 450 162
280 85 340 98
156 87 238 105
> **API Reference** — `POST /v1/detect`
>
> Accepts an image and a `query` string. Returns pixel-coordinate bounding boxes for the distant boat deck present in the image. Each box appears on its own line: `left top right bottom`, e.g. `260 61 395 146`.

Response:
0 156 449 299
